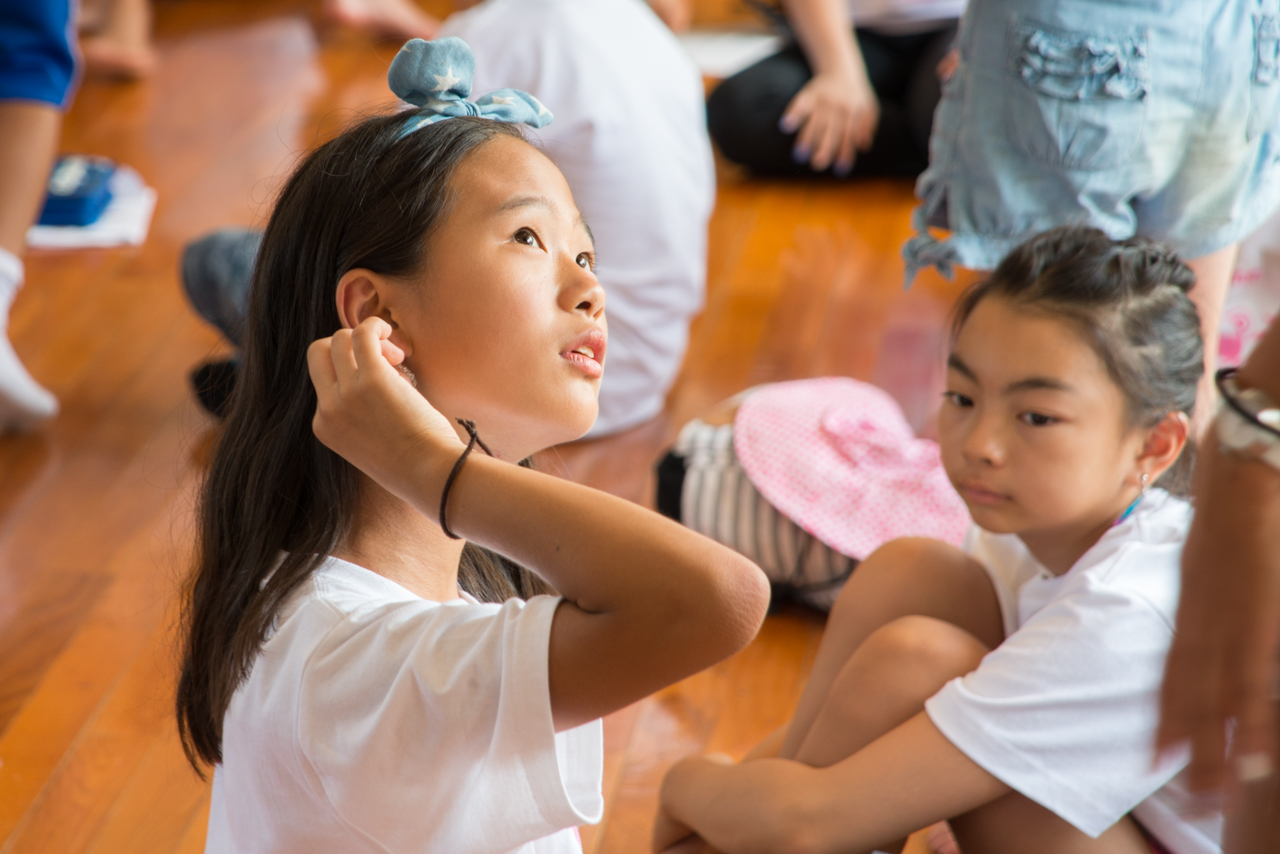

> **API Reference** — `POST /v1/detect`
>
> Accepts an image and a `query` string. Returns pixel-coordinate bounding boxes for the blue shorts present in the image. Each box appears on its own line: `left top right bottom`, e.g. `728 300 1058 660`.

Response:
0 0 77 108
906 0 1280 277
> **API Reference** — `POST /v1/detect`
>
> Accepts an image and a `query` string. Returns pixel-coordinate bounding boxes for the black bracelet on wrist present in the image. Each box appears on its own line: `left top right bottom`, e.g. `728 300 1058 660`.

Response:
439 418 494 540
1216 367 1280 440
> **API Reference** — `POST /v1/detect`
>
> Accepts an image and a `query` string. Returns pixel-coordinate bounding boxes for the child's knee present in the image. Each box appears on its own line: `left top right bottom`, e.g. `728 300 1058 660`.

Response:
862 615 989 681
828 537 973 617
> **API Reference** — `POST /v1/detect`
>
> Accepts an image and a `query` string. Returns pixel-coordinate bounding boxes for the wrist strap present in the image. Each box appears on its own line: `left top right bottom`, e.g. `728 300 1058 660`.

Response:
1216 367 1280 440
439 419 493 540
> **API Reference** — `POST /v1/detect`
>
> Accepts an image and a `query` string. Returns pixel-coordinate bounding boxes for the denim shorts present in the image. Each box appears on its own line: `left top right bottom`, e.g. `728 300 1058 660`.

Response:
906 0 1280 278
0 0 77 107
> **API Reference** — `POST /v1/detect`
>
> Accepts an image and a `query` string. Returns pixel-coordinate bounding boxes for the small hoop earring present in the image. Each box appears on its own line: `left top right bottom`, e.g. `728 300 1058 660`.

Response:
1140 472 1150 493
398 364 418 388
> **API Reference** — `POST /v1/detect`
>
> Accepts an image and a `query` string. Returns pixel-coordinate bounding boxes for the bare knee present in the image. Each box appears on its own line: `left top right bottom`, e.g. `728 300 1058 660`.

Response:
794 616 990 767
828 537 1004 651
818 616 989 727
862 615 990 680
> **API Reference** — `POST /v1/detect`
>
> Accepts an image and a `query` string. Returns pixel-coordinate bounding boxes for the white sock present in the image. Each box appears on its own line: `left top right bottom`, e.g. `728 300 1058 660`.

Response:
0 248 58 431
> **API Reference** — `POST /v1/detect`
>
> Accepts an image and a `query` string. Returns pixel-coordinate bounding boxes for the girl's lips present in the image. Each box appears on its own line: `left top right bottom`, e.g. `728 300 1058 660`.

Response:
562 350 603 378
560 328 606 379
959 482 1010 506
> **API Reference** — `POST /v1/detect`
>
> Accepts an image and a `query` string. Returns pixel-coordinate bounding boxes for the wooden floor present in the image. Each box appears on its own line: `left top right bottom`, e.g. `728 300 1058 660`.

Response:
0 2 967 851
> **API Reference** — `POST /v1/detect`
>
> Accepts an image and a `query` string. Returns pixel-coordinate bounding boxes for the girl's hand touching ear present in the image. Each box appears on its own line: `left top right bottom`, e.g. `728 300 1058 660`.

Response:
307 317 464 505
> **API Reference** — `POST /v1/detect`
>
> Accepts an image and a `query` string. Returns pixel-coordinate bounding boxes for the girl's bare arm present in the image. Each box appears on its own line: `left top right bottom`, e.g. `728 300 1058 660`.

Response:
658 714 1007 854
309 319 773 731
779 0 878 174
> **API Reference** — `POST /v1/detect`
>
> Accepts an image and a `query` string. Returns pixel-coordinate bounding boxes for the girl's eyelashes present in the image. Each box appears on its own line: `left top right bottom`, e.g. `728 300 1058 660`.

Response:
943 391 974 408
576 251 594 271
1019 411 1058 427
513 227 542 249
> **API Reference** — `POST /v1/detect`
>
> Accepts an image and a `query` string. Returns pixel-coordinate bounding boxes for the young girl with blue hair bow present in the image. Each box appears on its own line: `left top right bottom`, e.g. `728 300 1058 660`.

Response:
175 38 770 854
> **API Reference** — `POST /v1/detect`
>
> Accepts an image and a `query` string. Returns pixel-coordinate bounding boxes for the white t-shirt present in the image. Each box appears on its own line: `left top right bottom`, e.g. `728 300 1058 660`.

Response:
205 557 604 854
849 0 965 33
924 490 1221 854
439 0 716 436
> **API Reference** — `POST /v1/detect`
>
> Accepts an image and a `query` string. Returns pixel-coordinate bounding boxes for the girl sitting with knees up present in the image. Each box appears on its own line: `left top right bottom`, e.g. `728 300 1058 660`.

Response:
175 38 770 854
655 226 1216 854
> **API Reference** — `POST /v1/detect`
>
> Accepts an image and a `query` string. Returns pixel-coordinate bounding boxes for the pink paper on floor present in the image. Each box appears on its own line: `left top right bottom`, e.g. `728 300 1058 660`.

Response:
734 377 971 560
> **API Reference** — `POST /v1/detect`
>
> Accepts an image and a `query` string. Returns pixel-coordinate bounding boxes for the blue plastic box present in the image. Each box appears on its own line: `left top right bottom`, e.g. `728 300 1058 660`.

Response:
38 155 116 227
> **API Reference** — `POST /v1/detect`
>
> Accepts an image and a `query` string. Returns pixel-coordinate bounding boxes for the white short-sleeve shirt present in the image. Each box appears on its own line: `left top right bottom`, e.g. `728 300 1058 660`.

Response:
438 0 715 436
205 557 604 854
924 490 1222 854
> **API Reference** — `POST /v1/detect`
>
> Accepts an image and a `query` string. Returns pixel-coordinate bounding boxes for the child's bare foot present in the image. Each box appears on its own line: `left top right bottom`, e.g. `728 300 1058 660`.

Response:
322 0 439 40
80 0 155 81
81 37 156 80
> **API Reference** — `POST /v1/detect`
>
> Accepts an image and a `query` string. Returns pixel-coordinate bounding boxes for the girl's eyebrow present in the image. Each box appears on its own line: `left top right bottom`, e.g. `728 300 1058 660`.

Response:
1007 376 1075 394
948 353 1075 393
495 194 551 213
494 195 595 249
946 353 977 381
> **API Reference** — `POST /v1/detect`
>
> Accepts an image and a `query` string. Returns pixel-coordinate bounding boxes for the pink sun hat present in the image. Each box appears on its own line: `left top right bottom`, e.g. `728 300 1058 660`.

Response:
733 377 971 560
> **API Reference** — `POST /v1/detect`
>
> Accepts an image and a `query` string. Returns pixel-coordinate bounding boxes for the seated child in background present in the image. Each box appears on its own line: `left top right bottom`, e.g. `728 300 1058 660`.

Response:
657 379 970 611
655 226 1217 854
183 0 714 438
707 0 961 178
177 38 769 853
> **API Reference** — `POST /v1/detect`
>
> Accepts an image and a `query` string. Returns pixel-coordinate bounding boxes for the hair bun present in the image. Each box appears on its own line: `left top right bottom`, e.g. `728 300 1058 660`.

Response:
1117 238 1196 294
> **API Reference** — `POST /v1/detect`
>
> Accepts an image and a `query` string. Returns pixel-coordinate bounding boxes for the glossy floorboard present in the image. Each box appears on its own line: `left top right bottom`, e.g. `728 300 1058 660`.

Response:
0 1 962 851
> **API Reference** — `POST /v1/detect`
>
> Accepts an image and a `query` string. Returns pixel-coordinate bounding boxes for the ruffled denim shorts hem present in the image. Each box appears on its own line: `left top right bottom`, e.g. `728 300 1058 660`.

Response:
906 0 1280 280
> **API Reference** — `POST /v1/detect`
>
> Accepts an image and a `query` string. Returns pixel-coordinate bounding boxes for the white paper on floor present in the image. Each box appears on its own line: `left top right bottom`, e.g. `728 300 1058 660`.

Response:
26 165 157 249
678 30 785 79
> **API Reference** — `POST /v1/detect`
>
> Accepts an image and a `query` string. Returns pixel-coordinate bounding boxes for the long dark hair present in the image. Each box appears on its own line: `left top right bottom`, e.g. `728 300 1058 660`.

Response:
951 225 1204 493
177 114 553 771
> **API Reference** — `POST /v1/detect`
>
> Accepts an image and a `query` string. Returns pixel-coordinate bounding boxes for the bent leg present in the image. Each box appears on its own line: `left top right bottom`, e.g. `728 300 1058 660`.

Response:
952 791 1149 854
792 615 990 768
780 538 1004 758
706 44 813 175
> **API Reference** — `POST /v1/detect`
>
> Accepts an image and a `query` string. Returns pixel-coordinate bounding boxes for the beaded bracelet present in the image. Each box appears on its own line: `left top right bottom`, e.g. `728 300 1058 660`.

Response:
439 418 494 540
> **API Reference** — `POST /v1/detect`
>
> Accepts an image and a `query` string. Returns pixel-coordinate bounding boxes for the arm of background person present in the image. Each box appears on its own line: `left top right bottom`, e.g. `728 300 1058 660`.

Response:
308 319 773 734
779 0 878 175
1159 318 1280 793
656 713 1007 854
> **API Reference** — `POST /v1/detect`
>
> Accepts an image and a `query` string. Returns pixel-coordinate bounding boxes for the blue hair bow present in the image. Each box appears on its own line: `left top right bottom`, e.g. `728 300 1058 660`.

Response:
388 37 553 137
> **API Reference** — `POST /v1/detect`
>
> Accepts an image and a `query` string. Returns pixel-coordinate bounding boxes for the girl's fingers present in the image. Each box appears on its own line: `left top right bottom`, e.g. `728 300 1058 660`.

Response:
835 115 857 175
779 89 812 137
307 337 339 394
350 316 395 379
329 328 360 387
811 115 840 171
380 337 406 368
796 109 828 167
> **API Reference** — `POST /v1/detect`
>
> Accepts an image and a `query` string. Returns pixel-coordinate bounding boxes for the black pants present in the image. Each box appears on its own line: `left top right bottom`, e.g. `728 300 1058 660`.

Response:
706 24 957 178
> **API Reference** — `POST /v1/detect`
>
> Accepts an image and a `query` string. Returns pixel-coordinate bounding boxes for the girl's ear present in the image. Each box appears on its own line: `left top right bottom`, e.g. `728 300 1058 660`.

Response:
335 268 388 330
1136 411 1191 485
335 268 414 360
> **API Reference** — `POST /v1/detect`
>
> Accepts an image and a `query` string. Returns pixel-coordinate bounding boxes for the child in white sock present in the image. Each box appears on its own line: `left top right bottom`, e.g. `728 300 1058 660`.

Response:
0 247 58 431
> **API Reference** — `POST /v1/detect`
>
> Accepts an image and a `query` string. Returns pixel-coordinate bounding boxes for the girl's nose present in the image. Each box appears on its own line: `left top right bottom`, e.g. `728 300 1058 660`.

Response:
561 258 606 319
963 410 1005 467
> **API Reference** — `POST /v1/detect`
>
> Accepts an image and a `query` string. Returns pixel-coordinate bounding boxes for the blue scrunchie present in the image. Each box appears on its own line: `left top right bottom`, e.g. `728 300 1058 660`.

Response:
388 37 553 137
